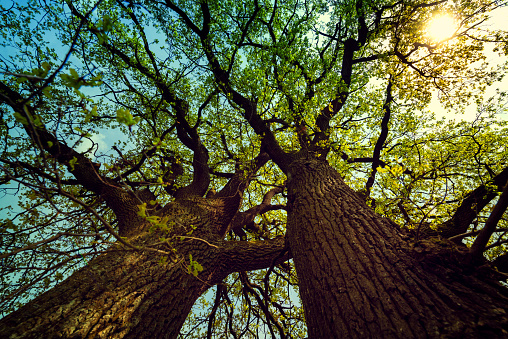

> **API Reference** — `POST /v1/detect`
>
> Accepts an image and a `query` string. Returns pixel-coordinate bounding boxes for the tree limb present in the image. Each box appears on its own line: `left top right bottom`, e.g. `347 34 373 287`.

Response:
0 82 146 236
227 185 285 237
469 183 508 264
365 77 393 198
442 166 508 239
219 236 290 273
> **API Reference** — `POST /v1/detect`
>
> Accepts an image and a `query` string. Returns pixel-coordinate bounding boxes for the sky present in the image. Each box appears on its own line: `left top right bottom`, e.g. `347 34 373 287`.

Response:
429 5 508 121
0 0 507 326
1 1 507 214
1 2 507 200
70 4 508 156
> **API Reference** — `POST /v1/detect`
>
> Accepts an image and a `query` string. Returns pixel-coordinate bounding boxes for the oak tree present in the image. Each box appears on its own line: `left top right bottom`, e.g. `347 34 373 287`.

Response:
1 0 508 338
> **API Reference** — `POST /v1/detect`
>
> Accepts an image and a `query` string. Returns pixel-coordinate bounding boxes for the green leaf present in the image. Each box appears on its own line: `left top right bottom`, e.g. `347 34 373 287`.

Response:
187 254 204 277
116 108 140 127
146 215 161 224
137 203 147 218
41 61 51 71
70 68 79 79
60 69 83 90
74 127 91 138
69 157 78 171
3 219 18 231
84 105 98 122
41 86 52 98
16 77 28 84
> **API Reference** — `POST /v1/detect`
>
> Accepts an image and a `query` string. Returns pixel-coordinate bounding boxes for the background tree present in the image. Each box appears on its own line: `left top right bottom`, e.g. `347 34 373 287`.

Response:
1 0 508 338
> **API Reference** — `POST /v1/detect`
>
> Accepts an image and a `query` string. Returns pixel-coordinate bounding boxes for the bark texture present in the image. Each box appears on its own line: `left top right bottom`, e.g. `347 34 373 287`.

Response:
0 197 288 339
286 158 508 339
0 240 203 339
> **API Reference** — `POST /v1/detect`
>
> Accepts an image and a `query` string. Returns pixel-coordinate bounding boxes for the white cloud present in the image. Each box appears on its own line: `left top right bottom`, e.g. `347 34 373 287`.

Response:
75 132 108 156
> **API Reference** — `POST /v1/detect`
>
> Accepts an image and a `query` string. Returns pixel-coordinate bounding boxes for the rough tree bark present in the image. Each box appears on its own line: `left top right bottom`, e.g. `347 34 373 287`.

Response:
0 63 289 338
286 158 508 339
0 196 288 339
3 1 508 337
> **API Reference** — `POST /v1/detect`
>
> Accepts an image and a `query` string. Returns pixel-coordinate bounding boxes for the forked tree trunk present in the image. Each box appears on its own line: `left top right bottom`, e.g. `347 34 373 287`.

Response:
286 158 508 338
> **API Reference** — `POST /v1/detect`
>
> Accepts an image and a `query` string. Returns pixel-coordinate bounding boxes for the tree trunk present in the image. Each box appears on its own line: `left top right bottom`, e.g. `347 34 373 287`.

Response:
0 197 288 338
286 158 508 338
0 239 209 338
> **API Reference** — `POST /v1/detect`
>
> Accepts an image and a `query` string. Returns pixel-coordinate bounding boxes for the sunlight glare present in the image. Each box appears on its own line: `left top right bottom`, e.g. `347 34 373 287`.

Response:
426 15 457 42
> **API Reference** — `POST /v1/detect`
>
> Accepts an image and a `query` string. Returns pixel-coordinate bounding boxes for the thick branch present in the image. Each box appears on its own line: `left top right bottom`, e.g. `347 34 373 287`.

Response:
469 183 508 264
210 151 271 236
0 83 106 192
227 186 285 237
173 135 210 199
0 83 145 236
312 2 372 156
365 78 393 197
0 159 79 185
442 166 508 239
219 236 289 273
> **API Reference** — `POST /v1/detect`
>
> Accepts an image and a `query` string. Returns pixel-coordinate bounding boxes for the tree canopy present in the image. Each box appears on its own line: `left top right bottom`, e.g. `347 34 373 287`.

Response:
1 0 508 337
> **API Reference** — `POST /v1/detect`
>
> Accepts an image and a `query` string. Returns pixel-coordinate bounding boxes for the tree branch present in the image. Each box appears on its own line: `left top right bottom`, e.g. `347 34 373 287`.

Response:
442 166 508 239
365 77 393 198
469 183 508 264
219 236 290 273
165 1 292 172
0 82 147 236
311 1 374 157
69 1 212 199
227 185 285 237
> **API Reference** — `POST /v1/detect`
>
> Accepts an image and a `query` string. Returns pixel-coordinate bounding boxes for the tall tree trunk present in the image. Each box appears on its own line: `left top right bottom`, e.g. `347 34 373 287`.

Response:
0 197 288 339
286 158 508 338
0 238 209 339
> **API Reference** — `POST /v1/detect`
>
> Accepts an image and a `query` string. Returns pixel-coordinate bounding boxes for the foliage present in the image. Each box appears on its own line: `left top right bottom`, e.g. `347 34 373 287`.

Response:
0 0 507 337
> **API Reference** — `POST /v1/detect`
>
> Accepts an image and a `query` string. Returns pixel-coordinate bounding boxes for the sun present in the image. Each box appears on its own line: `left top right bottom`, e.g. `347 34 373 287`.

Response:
426 14 457 42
